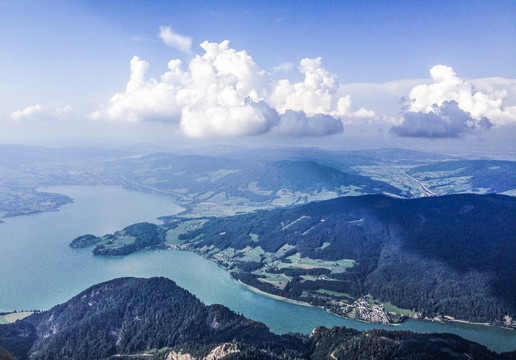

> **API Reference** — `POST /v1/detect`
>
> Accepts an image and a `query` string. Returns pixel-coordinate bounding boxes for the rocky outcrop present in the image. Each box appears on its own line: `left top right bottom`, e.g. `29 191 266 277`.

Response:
166 351 196 360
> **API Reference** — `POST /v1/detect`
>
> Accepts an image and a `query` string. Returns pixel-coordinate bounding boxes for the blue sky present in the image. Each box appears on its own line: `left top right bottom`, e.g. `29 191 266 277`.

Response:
1 0 515 150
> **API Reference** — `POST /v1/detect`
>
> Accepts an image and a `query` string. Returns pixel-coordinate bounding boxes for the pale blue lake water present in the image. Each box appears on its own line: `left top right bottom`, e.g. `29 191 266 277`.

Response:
0 185 514 352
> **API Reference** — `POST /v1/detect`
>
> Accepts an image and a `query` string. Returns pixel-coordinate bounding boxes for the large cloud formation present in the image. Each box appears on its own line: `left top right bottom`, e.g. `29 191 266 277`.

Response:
269 57 374 134
92 38 372 138
393 65 516 138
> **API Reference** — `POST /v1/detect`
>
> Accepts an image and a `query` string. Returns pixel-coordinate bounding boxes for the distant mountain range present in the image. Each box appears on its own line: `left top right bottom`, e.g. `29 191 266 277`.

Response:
2 145 515 220
1 277 512 360
100 152 404 203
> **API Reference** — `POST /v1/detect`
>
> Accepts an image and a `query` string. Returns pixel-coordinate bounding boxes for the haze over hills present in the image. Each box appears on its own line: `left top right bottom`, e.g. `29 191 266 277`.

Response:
2 144 516 357
0 277 511 360
0 145 411 220
102 152 403 203
2 144 515 221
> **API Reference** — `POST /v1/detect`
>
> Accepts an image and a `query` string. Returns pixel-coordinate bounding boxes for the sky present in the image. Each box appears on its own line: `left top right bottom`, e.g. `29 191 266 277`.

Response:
1 0 515 154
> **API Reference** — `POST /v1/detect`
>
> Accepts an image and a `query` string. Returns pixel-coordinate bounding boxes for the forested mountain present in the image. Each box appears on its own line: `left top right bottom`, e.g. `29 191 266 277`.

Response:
160 193 516 326
0 277 305 360
71 222 166 256
0 277 509 360
101 152 404 202
0 346 17 360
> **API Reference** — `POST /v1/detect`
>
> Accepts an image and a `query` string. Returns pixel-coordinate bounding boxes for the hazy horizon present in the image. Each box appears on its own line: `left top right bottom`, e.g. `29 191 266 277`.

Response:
1 1 515 156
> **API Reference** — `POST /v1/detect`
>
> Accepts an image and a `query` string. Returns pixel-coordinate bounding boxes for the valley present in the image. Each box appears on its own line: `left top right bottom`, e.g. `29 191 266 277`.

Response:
1 144 516 356
2 146 515 222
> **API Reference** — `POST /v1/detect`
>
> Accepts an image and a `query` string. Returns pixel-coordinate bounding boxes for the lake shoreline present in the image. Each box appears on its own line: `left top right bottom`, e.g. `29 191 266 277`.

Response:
236 279 314 308
171 247 515 334
424 316 515 331
4 185 515 353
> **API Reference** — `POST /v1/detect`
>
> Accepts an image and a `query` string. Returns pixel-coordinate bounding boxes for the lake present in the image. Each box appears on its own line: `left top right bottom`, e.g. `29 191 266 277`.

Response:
0 185 514 352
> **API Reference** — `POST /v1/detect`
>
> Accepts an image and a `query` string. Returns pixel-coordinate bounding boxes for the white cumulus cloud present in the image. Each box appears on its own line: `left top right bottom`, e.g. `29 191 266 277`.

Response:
92 41 278 137
92 37 373 138
90 56 184 122
182 99 279 138
158 26 193 55
392 100 492 138
271 58 346 116
407 65 516 127
269 57 375 127
11 104 43 121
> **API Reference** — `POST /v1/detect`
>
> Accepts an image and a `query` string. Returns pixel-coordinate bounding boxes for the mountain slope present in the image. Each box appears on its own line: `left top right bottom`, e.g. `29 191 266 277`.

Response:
0 278 507 360
105 153 403 203
166 194 516 326
0 277 305 360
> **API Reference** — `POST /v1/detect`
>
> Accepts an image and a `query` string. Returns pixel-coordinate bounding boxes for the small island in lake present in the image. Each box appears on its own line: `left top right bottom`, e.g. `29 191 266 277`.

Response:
70 222 165 256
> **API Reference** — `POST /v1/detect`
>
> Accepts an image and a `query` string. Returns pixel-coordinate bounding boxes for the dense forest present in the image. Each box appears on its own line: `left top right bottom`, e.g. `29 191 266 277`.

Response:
0 278 305 360
168 194 516 326
0 277 510 360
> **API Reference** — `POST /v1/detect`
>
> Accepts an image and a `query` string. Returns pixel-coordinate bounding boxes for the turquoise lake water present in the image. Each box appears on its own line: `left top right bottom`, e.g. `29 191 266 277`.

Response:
0 185 514 352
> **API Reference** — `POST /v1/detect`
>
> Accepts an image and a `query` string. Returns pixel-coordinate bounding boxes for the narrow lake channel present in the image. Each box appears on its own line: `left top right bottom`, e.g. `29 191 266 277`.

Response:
0 185 514 352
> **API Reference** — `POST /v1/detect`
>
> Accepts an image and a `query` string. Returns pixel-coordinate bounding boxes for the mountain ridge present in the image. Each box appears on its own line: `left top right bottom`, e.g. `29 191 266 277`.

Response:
0 277 511 360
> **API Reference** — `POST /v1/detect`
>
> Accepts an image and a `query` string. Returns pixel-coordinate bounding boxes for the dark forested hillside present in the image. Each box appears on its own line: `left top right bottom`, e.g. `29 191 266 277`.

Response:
0 346 17 360
0 277 508 360
70 222 167 256
167 194 516 326
309 327 509 360
0 277 305 360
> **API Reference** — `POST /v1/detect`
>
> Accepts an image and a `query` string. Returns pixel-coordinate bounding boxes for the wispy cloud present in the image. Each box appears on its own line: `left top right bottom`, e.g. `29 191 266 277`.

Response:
273 62 294 74
11 104 71 122
158 26 193 55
